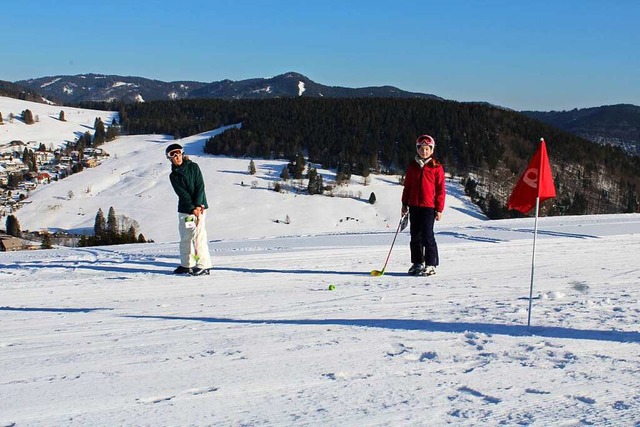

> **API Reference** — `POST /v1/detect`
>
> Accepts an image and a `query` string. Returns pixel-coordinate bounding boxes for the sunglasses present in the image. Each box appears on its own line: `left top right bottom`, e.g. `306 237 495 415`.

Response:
166 149 183 158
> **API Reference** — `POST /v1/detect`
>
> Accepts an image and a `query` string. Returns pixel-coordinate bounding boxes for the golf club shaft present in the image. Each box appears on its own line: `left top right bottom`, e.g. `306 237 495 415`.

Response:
378 213 407 273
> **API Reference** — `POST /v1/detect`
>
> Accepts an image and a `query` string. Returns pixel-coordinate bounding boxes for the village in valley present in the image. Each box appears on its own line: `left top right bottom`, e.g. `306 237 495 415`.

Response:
0 105 118 250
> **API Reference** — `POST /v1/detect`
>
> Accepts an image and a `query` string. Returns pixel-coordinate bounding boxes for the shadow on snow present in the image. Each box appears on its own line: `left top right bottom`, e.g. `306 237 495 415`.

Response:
124 315 640 344
1 306 112 313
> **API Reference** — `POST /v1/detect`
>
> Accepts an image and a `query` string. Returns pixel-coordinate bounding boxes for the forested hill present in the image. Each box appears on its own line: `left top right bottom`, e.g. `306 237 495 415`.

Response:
100 98 639 218
522 104 640 156
0 80 51 104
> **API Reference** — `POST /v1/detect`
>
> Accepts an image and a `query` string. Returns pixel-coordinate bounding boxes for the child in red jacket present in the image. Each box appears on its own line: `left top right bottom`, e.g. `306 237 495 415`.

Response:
401 135 446 276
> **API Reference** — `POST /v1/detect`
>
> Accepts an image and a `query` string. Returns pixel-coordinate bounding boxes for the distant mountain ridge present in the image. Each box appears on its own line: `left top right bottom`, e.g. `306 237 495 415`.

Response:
14 72 443 104
7 73 640 157
522 104 640 156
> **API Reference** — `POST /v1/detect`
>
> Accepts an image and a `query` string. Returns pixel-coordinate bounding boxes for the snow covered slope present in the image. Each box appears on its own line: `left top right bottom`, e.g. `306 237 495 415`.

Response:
0 96 118 150
1 214 640 425
2 96 640 425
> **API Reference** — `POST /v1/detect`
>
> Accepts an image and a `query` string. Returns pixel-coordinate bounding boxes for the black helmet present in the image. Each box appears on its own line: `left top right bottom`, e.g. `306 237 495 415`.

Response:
165 143 183 155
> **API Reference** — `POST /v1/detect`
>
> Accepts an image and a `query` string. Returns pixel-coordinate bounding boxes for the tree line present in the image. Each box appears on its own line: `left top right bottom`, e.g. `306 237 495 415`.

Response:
3 207 151 249
78 207 150 247
80 97 640 218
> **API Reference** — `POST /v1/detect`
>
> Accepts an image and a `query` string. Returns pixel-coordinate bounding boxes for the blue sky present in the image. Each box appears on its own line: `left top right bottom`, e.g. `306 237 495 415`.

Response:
3 0 638 111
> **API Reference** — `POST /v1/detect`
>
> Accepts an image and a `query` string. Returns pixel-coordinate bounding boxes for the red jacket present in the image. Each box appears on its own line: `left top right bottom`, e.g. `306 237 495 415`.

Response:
402 157 446 212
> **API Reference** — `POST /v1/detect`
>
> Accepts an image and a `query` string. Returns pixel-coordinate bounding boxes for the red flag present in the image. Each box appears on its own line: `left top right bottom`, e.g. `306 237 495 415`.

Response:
508 138 556 214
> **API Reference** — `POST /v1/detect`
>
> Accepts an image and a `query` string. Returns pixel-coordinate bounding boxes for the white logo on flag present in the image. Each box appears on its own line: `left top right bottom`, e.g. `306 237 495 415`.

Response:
523 168 539 189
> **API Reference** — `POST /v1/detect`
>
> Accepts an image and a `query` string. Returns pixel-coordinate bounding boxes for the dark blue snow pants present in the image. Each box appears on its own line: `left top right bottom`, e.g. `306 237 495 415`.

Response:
409 206 439 266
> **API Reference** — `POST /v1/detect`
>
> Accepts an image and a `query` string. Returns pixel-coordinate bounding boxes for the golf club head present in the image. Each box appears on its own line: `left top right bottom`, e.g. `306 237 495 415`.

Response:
370 269 384 277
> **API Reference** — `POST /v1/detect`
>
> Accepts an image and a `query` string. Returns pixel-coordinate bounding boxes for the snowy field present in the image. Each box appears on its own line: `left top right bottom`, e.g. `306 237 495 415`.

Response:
1 97 640 425
0 96 118 152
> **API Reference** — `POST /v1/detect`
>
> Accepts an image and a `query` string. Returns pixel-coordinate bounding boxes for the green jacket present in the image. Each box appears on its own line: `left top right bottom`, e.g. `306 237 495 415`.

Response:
169 159 209 214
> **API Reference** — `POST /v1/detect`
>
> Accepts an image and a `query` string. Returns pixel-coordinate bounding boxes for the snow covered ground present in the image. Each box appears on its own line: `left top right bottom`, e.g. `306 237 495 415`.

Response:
1 97 640 425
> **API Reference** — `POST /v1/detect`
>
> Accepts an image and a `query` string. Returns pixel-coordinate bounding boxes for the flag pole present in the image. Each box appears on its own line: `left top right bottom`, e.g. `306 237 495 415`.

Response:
509 137 555 329
527 137 547 328
527 196 540 328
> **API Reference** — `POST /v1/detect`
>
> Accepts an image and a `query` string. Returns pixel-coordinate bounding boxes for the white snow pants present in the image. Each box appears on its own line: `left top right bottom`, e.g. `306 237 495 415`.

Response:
178 210 212 269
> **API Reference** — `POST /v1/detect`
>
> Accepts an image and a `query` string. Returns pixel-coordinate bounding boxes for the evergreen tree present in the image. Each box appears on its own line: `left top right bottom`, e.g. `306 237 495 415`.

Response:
368 192 377 205
29 151 37 173
107 207 118 238
295 153 306 179
0 112 3 124
138 234 147 243
286 160 295 178
248 159 257 175
93 118 106 146
336 163 352 186
288 153 306 179
6 215 21 237
22 109 34 124
59 110 66 121
106 124 119 141
464 178 480 202
486 195 506 219
94 208 106 236
567 192 588 215
41 232 53 249
307 167 317 194
80 131 92 148
77 147 85 172
85 131 93 147
8 173 21 189
624 184 638 213
307 167 323 195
